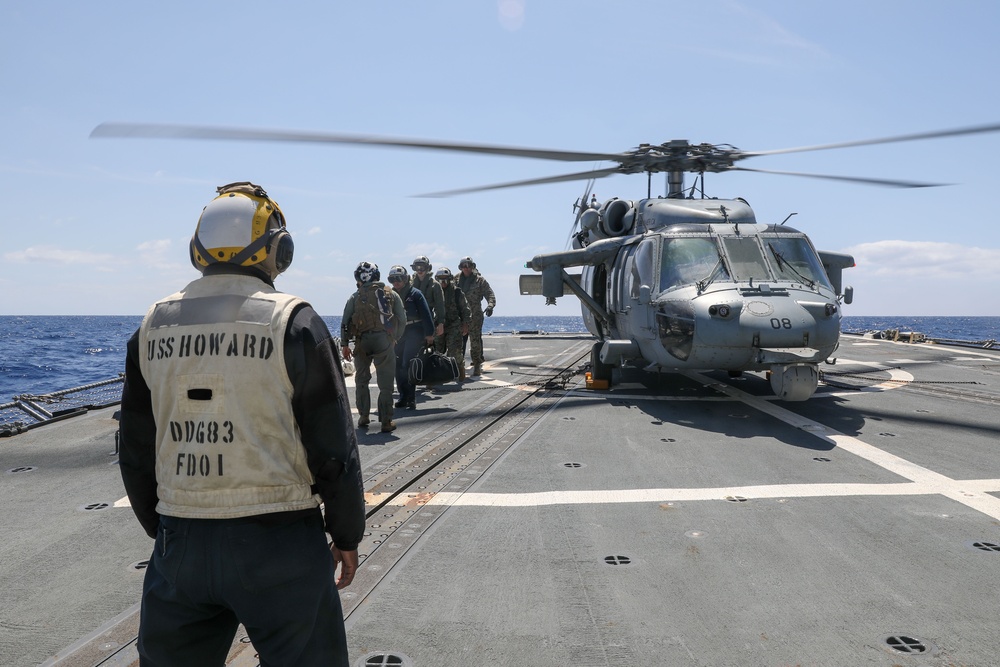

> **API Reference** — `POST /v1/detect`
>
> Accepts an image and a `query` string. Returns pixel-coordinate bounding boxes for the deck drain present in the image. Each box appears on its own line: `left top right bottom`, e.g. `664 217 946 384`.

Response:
882 635 931 654
878 432 896 437
356 651 413 667
969 541 1000 552
79 502 110 512
129 560 149 571
813 457 831 462
6 466 37 474
603 555 632 565
562 462 584 468
561 416 577 421
660 438 676 443
725 496 749 503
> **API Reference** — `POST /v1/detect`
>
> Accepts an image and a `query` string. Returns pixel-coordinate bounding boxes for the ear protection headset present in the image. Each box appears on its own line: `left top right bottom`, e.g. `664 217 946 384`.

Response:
190 182 294 279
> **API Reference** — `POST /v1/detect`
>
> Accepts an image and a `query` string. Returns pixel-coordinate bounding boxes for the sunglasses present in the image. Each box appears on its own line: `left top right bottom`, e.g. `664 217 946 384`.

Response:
388 277 405 283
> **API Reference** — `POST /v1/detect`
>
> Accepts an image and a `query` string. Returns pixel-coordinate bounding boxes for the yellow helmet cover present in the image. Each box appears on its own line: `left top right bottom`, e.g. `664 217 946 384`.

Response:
190 182 291 278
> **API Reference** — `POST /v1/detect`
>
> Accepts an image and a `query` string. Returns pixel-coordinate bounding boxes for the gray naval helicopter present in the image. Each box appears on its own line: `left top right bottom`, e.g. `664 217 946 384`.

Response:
91 122 1000 400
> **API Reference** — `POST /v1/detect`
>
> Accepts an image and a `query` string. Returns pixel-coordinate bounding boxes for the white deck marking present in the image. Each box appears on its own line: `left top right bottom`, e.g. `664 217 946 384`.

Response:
422 480 1000 508
833 358 914 391
414 369 1000 522
114 355 999 519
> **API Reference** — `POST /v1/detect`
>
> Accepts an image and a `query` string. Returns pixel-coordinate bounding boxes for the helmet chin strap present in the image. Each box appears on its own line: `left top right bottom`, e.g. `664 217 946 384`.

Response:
227 227 282 266
193 227 287 278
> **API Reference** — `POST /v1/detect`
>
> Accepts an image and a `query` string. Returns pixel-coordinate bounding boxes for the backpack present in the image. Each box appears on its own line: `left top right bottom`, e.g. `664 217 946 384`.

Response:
349 283 394 336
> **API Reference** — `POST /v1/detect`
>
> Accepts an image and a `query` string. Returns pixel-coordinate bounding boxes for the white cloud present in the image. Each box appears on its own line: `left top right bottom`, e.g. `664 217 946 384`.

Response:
498 0 525 31
4 245 116 265
839 240 1000 315
843 240 1000 278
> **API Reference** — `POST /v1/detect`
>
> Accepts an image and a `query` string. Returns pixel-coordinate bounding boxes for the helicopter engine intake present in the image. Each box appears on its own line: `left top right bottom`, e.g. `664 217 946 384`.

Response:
598 199 636 239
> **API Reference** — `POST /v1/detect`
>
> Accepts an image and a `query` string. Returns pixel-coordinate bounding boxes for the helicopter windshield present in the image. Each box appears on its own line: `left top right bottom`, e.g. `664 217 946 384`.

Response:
721 236 772 282
762 236 833 290
659 237 729 292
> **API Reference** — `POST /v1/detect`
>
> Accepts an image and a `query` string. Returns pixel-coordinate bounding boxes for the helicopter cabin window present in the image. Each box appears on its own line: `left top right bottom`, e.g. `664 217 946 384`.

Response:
631 239 656 299
659 237 727 292
762 236 833 290
721 236 771 282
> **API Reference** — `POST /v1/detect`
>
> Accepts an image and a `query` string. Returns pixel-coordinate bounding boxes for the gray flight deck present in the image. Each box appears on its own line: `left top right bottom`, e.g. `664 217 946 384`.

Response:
3 332 1000 666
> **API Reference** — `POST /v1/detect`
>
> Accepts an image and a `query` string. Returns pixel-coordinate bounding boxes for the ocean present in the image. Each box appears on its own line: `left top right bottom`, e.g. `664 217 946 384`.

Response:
0 315 588 400
2 315 999 402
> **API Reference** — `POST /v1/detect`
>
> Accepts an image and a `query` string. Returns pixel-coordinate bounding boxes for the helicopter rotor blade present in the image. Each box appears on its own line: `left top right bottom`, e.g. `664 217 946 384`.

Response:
741 122 1000 158
566 178 597 248
416 167 621 198
730 166 945 188
90 122 626 163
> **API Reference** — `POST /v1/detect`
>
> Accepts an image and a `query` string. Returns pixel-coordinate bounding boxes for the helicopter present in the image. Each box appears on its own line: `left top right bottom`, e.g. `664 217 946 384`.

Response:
91 121 1000 400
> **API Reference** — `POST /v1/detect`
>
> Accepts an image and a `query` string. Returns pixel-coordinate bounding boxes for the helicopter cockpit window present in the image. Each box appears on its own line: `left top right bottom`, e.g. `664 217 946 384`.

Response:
632 238 656 299
659 237 727 292
722 236 772 282
763 236 833 290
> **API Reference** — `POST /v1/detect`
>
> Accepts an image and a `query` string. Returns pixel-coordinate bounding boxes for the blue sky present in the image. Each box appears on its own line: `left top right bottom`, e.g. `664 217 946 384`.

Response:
3 0 999 316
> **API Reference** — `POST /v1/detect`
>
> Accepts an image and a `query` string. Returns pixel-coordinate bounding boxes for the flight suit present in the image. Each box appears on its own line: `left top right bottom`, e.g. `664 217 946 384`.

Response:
458 270 496 374
342 282 406 427
437 282 471 380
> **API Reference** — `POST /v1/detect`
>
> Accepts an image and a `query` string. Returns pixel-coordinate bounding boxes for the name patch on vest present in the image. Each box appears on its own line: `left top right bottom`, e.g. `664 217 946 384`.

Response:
146 332 274 361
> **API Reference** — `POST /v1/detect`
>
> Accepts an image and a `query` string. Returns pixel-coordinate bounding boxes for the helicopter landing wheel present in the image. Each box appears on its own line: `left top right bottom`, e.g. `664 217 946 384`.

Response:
590 342 614 384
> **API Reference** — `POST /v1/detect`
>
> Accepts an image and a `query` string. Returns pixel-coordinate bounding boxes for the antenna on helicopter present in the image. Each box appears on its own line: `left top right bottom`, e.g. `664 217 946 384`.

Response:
780 213 798 225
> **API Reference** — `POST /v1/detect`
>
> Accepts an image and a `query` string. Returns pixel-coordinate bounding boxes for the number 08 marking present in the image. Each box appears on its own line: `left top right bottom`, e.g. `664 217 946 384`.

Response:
770 318 792 329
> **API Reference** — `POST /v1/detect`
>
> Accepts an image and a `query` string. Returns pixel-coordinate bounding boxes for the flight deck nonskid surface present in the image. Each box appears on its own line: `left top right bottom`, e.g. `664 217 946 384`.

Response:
3 333 1000 666
345 334 1000 667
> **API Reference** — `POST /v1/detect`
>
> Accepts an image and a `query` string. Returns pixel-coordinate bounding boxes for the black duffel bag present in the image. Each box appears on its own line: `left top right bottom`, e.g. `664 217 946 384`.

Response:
408 346 459 386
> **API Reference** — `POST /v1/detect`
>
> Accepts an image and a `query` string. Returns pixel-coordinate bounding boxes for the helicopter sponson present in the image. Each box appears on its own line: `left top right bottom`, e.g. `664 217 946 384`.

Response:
524 196 854 401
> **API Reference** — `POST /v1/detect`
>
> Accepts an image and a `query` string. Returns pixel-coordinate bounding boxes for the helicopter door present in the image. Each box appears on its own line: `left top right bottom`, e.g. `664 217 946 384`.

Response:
591 264 608 338
609 248 629 315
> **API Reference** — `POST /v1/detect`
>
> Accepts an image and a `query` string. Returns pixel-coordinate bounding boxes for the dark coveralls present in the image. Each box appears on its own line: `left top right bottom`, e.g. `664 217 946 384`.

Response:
119 266 365 667
393 282 434 407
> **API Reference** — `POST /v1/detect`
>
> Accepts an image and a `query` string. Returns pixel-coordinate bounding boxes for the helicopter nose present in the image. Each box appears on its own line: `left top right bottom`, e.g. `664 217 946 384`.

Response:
655 300 695 362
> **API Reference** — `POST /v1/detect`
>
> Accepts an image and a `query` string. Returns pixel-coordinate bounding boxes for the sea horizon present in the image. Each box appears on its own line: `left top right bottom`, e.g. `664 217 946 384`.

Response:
3 315 998 401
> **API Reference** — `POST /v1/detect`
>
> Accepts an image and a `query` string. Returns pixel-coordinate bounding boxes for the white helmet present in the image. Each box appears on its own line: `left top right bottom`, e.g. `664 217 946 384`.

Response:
189 182 293 280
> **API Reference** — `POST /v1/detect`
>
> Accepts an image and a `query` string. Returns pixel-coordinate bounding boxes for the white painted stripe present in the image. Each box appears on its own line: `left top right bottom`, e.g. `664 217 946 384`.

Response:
686 371 1000 521
424 483 931 507
401 369 1000 517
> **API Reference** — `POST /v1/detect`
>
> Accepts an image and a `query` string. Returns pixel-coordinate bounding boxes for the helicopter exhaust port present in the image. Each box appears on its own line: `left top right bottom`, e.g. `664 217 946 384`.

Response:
768 364 819 401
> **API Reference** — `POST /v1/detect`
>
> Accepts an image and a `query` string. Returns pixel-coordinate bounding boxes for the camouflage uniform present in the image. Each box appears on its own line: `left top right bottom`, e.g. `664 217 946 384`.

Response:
437 280 471 379
342 282 406 430
458 266 496 374
412 271 445 335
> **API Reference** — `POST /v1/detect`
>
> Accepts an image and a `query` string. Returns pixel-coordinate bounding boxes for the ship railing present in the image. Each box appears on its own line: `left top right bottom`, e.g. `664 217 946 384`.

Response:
845 329 998 350
1 375 124 437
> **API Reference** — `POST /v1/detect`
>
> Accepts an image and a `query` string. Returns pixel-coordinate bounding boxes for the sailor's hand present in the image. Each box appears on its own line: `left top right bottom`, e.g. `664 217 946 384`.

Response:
425 335 435 346
484 306 494 317
436 323 445 336
341 345 353 362
461 324 469 336
330 545 359 589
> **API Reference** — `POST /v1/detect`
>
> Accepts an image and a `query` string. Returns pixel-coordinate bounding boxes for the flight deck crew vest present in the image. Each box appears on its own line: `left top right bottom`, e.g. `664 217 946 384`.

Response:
138 274 319 520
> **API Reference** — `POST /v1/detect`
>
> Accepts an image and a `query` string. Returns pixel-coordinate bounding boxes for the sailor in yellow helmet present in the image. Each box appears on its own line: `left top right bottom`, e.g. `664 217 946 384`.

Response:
119 182 364 667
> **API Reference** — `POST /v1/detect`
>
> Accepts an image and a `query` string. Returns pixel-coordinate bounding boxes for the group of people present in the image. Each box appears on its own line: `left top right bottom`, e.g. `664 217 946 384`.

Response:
117 182 496 666
340 255 495 434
